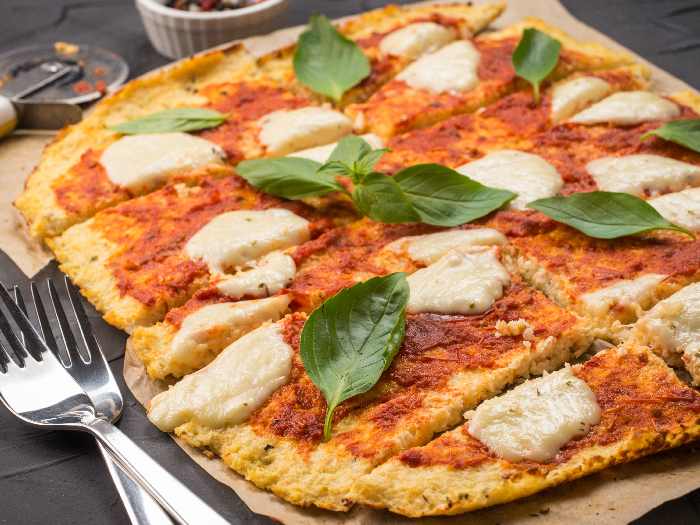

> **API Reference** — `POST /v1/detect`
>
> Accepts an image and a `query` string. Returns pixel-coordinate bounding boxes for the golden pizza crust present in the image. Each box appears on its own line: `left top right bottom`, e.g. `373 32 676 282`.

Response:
672 89 700 114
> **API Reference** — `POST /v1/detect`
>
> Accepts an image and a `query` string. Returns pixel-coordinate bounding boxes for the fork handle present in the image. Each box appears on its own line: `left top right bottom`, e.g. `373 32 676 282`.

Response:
86 418 230 525
99 442 174 525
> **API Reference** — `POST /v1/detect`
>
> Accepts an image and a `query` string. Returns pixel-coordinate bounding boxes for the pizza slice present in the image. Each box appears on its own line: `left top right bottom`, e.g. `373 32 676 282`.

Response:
258 2 505 108
504 226 700 342
130 219 510 379
344 18 637 138
146 245 593 511
373 65 650 174
350 341 700 516
16 72 355 240
47 175 356 333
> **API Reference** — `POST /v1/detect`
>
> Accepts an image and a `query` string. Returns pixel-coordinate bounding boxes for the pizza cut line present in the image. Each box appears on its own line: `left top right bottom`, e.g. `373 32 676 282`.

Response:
14 1 700 518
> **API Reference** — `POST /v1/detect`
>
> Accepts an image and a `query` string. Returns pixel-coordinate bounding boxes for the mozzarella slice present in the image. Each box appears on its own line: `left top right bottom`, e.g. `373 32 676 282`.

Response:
215 252 296 299
406 247 511 315
149 323 293 432
586 155 700 196
169 295 291 372
649 187 700 232
455 150 563 211
184 209 310 275
468 366 601 462
550 76 612 124
379 22 457 60
568 91 680 126
288 133 385 163
637 282 700 356
396 40 480 94
258 107 353 156
101 132 226 193
580 273 667 318
384 228 506 266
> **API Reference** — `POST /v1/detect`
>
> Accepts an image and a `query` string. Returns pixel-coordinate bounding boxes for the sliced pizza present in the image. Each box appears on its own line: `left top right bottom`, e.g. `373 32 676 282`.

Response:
258 2 505 108
344 18 637 138
147 246 592 511
350 341 700 516
48 175 356 333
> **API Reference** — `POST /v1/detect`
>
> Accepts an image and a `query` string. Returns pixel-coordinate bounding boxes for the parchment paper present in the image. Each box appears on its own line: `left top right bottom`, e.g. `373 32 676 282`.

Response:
4 0 700 521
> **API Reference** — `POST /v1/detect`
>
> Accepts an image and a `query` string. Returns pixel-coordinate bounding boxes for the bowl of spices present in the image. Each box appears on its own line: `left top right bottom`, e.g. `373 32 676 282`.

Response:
135 0 292 59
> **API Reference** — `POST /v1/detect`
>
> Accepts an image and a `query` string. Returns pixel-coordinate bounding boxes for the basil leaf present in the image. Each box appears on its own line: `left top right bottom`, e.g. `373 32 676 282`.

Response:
641 119 700 153
327 135 372 166
236 157 346 199
293 14 371 104
355 148 392 176
352 172 422 223
512 28 562 105
527 191 696 239
317 161 355 178
106 108 231 134
393 164 516 226
300 272 410 442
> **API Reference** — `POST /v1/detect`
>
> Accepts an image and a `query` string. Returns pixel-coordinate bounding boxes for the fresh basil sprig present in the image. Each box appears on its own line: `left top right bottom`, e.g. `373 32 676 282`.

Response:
641 119 700 154
237 137 515 226
512 28 562 105
527 191 696 239
293 14 371 104
300 273 409 442
106 108 231 134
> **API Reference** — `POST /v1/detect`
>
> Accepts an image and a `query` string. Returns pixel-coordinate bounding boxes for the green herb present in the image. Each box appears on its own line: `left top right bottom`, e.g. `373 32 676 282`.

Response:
106 108 231 134
319 136 391 181
236 157 346 199
237 139 515 226
640 119 700 153
511 28 562 105
393 164 516 226
293 14 371 104
527 191 696 239
299 273 410 442
352 172 422 223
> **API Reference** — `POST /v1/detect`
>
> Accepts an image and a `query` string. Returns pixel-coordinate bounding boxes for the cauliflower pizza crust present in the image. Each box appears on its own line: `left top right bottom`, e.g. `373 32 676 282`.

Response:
14 1 700 519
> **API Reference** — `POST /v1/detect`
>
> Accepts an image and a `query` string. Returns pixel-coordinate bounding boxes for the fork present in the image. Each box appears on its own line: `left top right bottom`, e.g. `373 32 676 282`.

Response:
12 279 173 525
0 281 230 525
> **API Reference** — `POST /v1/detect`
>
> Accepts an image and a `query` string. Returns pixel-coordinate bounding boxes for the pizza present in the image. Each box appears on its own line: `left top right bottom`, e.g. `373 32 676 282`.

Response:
15 1 700 519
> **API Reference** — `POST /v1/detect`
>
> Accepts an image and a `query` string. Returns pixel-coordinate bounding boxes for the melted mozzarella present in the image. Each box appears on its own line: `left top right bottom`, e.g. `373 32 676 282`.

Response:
288 133 385 163
169 295 291 369
379 22 456 60
455 150 563 211
149 323 293 432
184 209 310 274
568 91 680 126
384 228 506 266
586 155 700 196
406 247 511 315
215 252 296 298
550 77 612 124
468 366 601 462
637 282 700 356
580 273 666 317
101 132 226 193
258 107 353 156
396 40 480 94
649 187 700 232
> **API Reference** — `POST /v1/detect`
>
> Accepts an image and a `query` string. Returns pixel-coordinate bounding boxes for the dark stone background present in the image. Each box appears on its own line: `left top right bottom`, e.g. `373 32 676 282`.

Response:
1 1 700 523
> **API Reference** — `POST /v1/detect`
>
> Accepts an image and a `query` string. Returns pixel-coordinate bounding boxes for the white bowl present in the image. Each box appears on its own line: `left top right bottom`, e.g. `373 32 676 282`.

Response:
135 0 292 59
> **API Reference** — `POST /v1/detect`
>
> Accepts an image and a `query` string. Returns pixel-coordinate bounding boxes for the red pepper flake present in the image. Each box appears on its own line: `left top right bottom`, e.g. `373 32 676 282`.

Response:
94 67 105 76
73 80 94 94
95 80 107 94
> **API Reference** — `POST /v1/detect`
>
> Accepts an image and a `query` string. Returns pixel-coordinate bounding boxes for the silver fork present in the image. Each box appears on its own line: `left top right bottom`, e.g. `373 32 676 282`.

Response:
12 278 173 525
0 281 230 525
